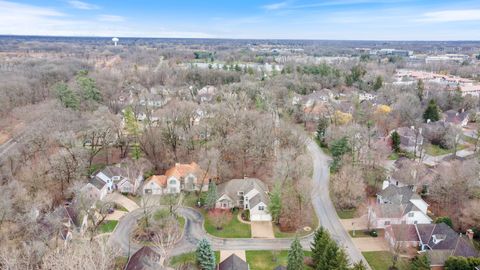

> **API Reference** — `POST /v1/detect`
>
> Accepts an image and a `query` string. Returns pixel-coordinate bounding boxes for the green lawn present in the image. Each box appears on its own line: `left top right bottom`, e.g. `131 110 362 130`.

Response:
336 208 356 219
246 250 312 270
424 143 467 156
114 203 129 212
204 209 251 238
348 229 384 238
169 251 220 268
99 220 118 233
362 251 410 270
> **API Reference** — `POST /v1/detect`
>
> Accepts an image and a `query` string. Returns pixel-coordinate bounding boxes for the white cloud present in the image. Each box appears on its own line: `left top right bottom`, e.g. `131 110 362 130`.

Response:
419 9 480 22
98 15 125 22
262 1 289 11
0 0 65 17
68 0 99 10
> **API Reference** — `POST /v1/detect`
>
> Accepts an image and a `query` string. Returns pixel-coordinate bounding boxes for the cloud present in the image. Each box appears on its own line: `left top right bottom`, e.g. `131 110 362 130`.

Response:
98 15 125 22
0 0 64 17
262 1 289 10
419 9 480 22
68 0 99 10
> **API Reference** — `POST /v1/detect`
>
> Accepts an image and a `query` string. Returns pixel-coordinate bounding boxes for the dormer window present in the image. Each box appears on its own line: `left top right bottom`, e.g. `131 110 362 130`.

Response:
112 176 120 181
432 234 446 244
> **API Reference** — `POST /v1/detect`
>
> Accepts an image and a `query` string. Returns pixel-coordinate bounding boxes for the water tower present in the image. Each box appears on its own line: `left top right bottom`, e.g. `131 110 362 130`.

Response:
112 37 119 46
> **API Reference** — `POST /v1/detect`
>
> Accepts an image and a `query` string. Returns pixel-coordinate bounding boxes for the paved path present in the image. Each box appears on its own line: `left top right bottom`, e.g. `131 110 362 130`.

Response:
105 210 128 221
105 193 140 212
109 137 369 266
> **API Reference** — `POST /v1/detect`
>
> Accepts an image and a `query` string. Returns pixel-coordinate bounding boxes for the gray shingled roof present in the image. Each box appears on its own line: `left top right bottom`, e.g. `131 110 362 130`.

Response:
125 246 164 270
218 254 248 270
89 176 107 190
217 178 269 206
378 185 420 204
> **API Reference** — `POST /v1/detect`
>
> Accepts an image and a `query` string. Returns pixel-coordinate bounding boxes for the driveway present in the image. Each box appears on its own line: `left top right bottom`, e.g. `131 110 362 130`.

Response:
352 238 389 252
105 210 128 221
106 193 139 212
340 216 368 231
251 221 275 239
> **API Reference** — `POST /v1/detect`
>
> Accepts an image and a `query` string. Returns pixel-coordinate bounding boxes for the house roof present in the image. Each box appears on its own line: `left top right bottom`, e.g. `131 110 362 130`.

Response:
165 162 207 181
416 223 479 258
378 185 421 205
444 110 469 125
218 254 248 270
372 204 405 218
125 246 164 270
147 175 167 187
89 177 107 190
217 178 269 207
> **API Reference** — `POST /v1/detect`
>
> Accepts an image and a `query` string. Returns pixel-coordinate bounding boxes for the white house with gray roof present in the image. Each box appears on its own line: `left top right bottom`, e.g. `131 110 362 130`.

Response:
368 183 432 228
216 178 271 221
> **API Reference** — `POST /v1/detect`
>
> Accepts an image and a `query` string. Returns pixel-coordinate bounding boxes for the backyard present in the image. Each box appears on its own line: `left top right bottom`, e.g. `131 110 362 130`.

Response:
363 251 410 270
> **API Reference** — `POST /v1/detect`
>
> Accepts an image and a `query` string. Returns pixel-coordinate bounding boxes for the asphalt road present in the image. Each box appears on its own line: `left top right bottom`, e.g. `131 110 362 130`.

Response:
109 137 369 266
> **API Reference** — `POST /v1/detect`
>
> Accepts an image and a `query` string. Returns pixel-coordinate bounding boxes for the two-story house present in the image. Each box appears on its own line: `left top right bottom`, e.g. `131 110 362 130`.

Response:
216 177 271 221
368 183 432 229
142 162 210 195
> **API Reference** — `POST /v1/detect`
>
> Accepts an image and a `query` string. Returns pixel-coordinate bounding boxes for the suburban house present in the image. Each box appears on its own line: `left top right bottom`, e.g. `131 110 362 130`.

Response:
216 178 271 221
393 126 423 153
443 109 469 127
81 165 144 200
125 246 164 270
368 183 432 229
196 85 217 103
386 223 479 268
218 254 249 270
143 162 209 195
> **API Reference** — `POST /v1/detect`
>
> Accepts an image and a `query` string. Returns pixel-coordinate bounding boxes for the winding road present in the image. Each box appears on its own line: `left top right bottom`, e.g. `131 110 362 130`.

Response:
109 138 369 266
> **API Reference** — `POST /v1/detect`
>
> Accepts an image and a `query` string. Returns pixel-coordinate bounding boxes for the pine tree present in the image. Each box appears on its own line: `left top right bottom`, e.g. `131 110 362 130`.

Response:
417 79 425 101
205 181 218 210
311 227 330 266
268 184 282 225
316 117 329 146
410 254 430 270
196 238 216 270
76 70 101 102
373 75 383 91
318 241 339 270
391 131 401 152
352 261 367 270
423 99 440 122
54 82 79 109
287 237 304 270
333 249 349 270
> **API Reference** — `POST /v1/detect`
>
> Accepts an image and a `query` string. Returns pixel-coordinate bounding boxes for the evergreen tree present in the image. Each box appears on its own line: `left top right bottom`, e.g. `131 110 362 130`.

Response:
333 249 349 270
205 181 218 210
268 184 282 225
330 137 350 171
287 237 304 270
76 70 101 102
417 79 425 101
318 241 339 270
54 82 79 109
196 238 216 270
410 255 430 270
316 117 329 146
352 261 367 270
434 216 453 228
373 75 383 91
423 99 440 122
391 131 401 152
123 106 140 136
311 227 331 266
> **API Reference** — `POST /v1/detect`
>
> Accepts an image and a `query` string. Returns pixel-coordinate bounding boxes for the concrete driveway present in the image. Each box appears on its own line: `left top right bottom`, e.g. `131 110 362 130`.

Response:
251 221 275 239
340 216 368 231
105 193 139 212
352 237 390 252
105 210 128 220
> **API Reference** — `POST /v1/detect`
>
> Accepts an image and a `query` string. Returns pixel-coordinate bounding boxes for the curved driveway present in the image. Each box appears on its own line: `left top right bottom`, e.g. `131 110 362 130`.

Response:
109 138 368 266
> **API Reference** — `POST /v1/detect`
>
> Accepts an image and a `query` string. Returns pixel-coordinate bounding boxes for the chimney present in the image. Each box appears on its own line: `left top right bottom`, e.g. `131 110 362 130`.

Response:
466 229 474 241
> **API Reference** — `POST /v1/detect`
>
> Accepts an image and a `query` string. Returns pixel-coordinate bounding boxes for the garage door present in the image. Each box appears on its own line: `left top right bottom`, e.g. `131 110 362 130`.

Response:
144 189 152 194
251 214 272 221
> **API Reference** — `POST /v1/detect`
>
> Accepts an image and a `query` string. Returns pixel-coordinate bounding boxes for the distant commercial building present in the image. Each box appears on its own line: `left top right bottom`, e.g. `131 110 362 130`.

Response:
426 54 469 64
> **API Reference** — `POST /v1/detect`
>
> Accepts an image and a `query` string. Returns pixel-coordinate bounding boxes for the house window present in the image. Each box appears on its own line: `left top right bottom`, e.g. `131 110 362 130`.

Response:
408 212 414 217
384 221 391 225
222 203 228 208
238 191 244 196
258 206 264 211
112 176 120 181
245 204 249 209
414 221 418 224
169 179 176 185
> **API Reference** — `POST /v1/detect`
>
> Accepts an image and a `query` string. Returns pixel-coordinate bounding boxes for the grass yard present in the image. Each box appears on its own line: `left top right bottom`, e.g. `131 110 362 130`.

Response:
114 203 129 212
246 250 312 270
348 229 384 238
424 143 467 156
204 209 251 238
336 208 356 219
99 220 118 233
168 251 220 268
363 251 410 270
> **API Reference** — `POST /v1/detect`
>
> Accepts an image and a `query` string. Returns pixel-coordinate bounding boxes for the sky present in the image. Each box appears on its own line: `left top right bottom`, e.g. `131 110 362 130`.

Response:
0 0 479 40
